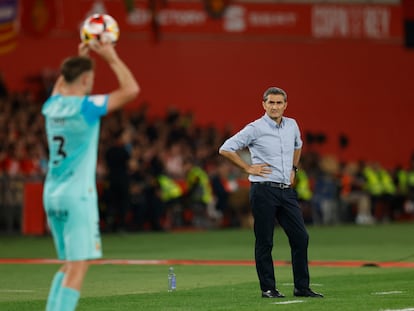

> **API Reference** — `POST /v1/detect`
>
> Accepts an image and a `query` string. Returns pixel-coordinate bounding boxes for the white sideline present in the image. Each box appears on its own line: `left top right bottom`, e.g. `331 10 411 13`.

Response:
281 282 323 287
0 289 35 293
373 291 403 295
271 300 304 305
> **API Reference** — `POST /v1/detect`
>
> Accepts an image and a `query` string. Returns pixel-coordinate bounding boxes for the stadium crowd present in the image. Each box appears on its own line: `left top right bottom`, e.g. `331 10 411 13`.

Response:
1 79 414 234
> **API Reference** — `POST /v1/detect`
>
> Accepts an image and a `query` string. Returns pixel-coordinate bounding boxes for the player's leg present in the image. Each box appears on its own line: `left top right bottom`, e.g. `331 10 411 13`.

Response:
44 203 67 311
61 260 90 290
46 267 65 311
277 188 310 290
55 196 102 310
53 261 89 311
46 262 89 311
250 184 278 292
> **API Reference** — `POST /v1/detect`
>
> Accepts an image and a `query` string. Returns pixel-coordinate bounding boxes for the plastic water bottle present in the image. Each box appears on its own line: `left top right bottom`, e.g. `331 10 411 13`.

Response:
168 266 176 292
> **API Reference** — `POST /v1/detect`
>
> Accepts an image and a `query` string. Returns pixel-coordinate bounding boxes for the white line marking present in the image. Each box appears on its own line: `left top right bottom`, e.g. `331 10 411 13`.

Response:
0 289 35 293
281 283 323 287
122 290 154 295
271 300 304 305
372 291 403 295
381 308 414 311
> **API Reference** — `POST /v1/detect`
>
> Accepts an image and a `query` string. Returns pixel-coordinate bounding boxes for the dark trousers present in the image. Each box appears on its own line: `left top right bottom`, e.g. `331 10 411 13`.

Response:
250 183 310 291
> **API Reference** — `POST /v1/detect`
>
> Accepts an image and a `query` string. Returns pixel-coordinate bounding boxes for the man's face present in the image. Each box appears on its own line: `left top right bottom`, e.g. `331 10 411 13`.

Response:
262 94 287 121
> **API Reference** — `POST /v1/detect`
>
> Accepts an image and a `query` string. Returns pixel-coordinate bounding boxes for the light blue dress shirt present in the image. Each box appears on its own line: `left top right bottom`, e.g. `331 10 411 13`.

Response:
219 113 302 185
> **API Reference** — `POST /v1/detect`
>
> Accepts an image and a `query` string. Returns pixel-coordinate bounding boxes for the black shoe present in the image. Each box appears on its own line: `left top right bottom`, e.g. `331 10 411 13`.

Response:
294 288 323 298
261 289 285 298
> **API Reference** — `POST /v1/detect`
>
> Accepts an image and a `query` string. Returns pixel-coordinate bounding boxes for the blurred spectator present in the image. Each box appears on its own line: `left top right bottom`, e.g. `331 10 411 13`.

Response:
209 157 253 228
340 161 374 225
163 142 186 178
1 143 25 234
363 162 396 222
311 155 341 225
210 158 236 226
378 164 397 221
104 128 132 232
294 167 313 224
362 162 382 220
128 152 155 231
182 156 216 228
149 155 183 229
394 154 414 219
405 155 414 217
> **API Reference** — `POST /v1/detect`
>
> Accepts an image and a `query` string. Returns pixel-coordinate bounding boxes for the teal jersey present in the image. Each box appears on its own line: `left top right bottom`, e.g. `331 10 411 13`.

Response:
42 94 108 199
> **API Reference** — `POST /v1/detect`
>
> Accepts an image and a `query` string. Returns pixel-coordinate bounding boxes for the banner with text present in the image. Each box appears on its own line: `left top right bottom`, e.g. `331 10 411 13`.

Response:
24 1 403 40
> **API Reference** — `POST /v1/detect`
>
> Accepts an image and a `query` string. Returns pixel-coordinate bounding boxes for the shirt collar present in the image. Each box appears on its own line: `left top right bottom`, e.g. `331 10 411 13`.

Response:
263 113 285 128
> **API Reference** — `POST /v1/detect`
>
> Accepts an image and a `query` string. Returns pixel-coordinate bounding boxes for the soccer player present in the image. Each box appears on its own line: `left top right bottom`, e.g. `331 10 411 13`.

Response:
42 41 139 311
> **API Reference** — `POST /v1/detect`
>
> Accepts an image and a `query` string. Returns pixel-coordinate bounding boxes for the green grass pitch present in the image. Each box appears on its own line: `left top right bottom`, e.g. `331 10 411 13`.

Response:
1 223 414 310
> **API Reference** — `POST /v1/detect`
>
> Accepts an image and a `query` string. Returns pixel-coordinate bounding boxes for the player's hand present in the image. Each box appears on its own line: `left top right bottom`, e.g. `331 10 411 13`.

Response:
88 41 119 64
78 42 90 57
247 163 272 177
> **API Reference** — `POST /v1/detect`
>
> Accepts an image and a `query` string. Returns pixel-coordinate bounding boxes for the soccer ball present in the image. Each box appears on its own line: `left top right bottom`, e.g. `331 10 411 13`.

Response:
80 13 120 44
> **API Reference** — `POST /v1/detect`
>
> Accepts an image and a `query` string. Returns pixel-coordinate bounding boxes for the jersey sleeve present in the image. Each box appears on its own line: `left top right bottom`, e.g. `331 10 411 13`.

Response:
81 95 109 124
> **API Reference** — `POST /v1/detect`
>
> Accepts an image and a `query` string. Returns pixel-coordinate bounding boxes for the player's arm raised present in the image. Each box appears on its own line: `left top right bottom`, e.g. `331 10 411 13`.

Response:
89 41 140 113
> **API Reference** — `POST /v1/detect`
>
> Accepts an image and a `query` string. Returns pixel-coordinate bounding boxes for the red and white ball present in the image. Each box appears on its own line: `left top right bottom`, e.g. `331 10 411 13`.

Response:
80 14 120 44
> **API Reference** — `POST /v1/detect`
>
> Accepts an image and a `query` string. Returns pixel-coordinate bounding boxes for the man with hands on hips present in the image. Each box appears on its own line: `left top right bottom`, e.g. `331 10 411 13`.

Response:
219 87 323 299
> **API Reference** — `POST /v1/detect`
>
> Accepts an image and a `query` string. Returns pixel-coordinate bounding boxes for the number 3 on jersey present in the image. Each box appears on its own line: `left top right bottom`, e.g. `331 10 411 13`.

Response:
53 135 67 165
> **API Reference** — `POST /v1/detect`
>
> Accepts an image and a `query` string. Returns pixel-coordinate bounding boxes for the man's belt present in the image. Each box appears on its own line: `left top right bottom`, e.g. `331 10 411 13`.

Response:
251 182 290 189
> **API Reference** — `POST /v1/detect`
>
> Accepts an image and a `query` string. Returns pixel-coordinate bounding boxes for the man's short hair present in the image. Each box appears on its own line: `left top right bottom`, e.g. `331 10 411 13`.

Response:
60 56 94 83
263 87 287 102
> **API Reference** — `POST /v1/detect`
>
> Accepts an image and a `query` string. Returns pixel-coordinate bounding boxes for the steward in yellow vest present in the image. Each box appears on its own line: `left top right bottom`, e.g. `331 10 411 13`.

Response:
295 169 312 201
